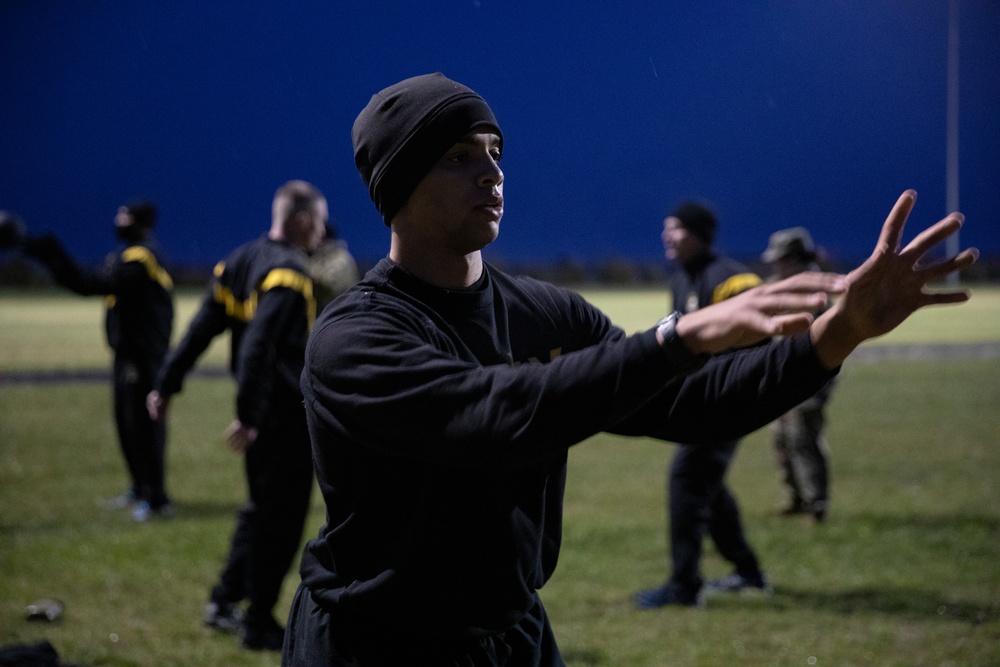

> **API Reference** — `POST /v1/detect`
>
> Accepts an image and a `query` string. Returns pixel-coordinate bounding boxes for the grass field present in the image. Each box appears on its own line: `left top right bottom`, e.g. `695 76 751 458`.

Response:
1 288 999 666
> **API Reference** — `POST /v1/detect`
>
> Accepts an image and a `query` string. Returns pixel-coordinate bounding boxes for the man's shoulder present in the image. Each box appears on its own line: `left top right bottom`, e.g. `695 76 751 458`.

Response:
237 237 309 276
706 254 762 303
706 253 754 276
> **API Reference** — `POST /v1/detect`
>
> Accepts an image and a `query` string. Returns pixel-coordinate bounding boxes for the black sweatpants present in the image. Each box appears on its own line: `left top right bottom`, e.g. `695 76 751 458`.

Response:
667 440 763 595
282 585 564 667
211 395 314 627
112 354 169 508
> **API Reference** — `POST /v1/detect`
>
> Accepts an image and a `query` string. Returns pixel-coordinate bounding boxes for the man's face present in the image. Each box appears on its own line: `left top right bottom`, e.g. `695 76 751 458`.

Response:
304 200 328 253
397 131 504 255
114 205 145 243
662 216 704 264
289 200 328 254
768 255 806 280
114 206 134 230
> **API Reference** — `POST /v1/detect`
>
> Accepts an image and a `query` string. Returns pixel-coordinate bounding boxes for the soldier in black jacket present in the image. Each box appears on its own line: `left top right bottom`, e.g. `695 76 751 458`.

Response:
282 73 977 666
148 180 326 651
634 201 771 609
24 201 174 521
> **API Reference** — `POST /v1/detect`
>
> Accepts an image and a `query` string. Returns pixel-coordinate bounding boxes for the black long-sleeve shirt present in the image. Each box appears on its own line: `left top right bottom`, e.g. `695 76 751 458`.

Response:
156 236 314 427
298 258 836 645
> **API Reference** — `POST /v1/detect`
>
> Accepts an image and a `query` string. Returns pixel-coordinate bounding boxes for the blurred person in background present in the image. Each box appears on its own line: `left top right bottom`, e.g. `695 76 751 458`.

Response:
634 201 771 609
20 201 174 522
147 180 325 651
308 222 360 313
762 226 835 523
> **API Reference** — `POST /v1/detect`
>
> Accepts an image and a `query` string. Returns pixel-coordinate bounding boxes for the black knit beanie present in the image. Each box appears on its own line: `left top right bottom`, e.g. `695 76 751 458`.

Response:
671 201 717 246
352 72 503 225
125 201 157 229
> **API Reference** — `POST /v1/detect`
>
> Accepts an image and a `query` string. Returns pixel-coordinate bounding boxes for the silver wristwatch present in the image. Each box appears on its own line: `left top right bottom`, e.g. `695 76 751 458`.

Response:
655 311 710 373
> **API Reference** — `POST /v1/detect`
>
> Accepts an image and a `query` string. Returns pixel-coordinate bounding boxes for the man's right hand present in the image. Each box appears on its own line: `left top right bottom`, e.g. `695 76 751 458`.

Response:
146 390 169 421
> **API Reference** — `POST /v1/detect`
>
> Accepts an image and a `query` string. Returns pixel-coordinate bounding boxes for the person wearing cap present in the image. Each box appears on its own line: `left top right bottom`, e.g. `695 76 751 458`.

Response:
146 180 326 650
633 201 771 609
308 222 360 313
282 72 976 666
21 201 175 521
762 227 835 523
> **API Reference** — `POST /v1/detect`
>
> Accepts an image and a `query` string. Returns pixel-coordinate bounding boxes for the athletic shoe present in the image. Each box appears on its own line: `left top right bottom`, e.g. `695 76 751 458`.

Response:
241 616 285 651
703 572 772 596
204 601 244 635
131 502 153 522
131 501 174 522
632 582 703 609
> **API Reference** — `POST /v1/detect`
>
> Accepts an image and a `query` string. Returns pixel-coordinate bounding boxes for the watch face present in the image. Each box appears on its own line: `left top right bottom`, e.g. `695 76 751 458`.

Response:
657 313 677 339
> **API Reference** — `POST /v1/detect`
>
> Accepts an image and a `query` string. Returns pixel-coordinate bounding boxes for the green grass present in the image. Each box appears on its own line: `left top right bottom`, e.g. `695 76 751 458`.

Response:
1 288 999 665
0 288 231 372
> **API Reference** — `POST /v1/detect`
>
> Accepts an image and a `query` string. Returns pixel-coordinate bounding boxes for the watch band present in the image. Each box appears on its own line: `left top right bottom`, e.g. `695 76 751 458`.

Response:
656 311 710 374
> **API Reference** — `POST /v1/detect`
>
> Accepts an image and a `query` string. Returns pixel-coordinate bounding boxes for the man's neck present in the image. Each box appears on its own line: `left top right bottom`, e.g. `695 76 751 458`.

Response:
682 250 714 275
389 236 483 289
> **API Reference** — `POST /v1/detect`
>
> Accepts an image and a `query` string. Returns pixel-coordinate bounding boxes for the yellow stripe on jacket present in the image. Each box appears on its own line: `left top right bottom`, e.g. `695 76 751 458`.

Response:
212 265 315 326
712 273 762 304
122 246 174 290
105 246 174 308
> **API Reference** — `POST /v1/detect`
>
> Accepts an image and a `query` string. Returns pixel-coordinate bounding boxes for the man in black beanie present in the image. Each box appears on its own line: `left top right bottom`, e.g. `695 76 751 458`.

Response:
18 201 174 521
633 201 770 610
282 72 976 666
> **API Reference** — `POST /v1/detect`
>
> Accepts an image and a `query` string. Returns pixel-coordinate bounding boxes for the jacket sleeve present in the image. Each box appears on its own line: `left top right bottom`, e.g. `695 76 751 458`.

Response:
609 332 836 442
156 286 229 396
235 277 310 427
305 298 837 471
304 301 681 470
25 234 118 296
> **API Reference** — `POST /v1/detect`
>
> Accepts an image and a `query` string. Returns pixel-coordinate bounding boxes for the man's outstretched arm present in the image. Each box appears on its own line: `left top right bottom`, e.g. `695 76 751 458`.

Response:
673 189 977 367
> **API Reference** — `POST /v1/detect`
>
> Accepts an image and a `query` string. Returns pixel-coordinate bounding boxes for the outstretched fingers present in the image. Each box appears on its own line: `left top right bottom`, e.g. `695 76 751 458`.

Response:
877 189 917 255
757 272 846 312
916 246 979 281
900 212 965 262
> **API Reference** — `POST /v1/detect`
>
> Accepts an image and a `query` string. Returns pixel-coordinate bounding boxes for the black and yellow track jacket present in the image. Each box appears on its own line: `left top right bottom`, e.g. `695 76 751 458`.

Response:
156 236 314 429
28 235 173 363
671 251 762 315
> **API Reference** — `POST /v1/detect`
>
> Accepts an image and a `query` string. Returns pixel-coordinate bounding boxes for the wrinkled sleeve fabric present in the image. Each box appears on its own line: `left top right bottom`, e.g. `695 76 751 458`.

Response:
304 288 835 471
611 332 834 442
156 284 229 397
235 281 309 428
304 303 671 470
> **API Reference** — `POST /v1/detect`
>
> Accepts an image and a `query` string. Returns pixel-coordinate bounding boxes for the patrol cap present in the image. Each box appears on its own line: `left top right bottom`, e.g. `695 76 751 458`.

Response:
761 226 816 263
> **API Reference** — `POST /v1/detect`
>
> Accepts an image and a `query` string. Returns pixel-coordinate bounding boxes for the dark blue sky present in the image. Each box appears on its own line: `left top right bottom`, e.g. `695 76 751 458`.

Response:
1 1 997 270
